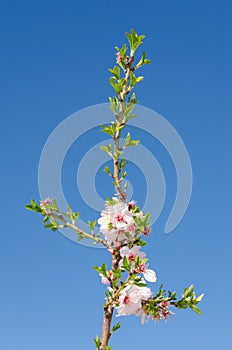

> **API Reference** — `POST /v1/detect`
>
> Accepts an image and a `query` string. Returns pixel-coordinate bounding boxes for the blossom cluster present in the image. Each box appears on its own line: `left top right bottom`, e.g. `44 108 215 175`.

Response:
97 199 149 245
116 284 151 317
97 199 159 322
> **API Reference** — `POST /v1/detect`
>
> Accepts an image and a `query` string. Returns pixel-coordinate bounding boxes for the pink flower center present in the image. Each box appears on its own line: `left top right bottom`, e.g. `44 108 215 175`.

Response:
137 262 146 273
160 301 170 308
128 202 134 210
115 214 124 223
162 310 171 319
128 225 135 232
41 198 50 206
128 253 135 262
116 53 124 63
123 295 130 304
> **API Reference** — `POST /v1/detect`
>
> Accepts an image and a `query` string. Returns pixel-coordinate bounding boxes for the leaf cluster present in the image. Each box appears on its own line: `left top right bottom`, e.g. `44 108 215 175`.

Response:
175 284 204 315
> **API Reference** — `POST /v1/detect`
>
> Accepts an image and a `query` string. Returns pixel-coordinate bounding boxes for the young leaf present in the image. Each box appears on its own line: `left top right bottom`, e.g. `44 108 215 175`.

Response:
128 92 138 104
88 219 97 231
196 293 204 303
103 166 112 176
190 305 203 316
126 29 145 52
115 43 127 58
109 96 119 114
108 65 120 80
94 335 101 349
136 52 151 69
111 322 121 333
124 132 140 147
100 144 113 157
25 199 42 213
184 284 194 298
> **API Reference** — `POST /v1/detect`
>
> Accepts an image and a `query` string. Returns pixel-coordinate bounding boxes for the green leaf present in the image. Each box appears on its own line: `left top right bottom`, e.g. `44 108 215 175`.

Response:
45 198 59 212
25 199 42 213
109 96 119 114
136 76 144 83
43 215 49 224
124 132 140 147
105 197 119 205
100 122 118 137
124 103 135 119
103 166 111 176
108 65 120 80
101 263 107 276
115 43 127 58
44 219 59 232
129 92 138 104
100 144 113 157
108 222 113 230
88 219 97 231
190 305 203 316
115 149 123 159
77 233 84 241
94 335 101 349
63 205 80 223
184 284 194 298
133 238 147 246
72 211 80 221
124 181 129 190
93 263 108 276
112 268 121 279
196 293 204 303
129 71 144 90
134 281 147 287
126 29 145 52
93 266 102 274
130 71 137 88
110 77 125 95
122 256 130 271
119 158 128 171
170 291 177 300
52 198 58 211
136 52 151 69
133 212 150 233
111 322 121 333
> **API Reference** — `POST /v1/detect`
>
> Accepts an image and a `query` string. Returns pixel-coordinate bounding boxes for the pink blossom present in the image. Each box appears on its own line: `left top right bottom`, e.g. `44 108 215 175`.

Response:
116 52 124 64
160 300 170 308
136 308 150 325
98 202 136 244
143 268 157 282
136 262 157 283
99 270 113 285
120 246 146 264
116 284 152 317
115 214 124 223
40 198 51 207
162 309 173 320
100 274 110 285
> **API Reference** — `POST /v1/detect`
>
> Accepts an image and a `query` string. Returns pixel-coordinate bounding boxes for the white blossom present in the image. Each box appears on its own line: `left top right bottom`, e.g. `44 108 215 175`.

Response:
98 202 138 244
136 262 157 283
143 268 157 282
120 245 146 261
116 284 152 317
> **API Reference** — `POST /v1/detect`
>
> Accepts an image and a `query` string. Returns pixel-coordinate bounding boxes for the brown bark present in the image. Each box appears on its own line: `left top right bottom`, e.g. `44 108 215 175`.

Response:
100 51 134 350
100 250 120 349
100 305 114 350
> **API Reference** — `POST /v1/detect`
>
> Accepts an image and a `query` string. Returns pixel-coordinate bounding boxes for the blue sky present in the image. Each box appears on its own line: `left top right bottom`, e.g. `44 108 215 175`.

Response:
0 0 231 349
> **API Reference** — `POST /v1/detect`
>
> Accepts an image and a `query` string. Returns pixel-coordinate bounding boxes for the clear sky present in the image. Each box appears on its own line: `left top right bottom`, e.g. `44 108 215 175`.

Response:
0 0 231 349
